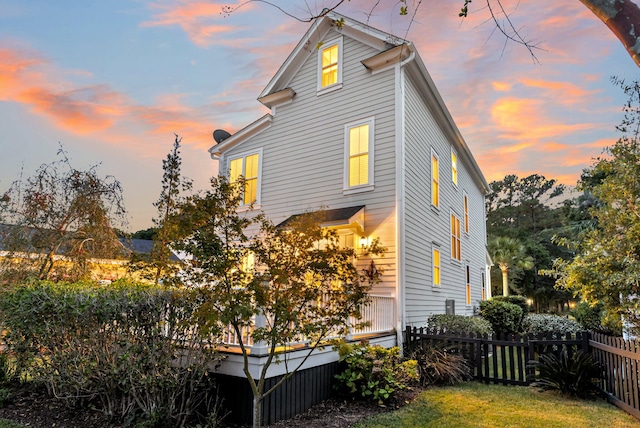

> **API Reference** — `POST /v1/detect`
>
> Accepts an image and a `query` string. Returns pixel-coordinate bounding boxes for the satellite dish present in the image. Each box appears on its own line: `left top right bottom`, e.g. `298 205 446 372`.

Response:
213 129 232 144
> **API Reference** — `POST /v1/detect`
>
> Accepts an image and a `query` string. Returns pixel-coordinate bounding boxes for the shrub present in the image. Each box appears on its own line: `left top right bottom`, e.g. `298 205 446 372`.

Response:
410 342 471 386
0 280 222 427
334 341 418 405
529 350 602 398
479 299 523 336
425 314 493 335
523 314 584 334
570 301 618 334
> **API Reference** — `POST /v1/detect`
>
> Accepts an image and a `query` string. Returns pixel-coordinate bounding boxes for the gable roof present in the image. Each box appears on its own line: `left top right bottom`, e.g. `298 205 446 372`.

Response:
209 11 488 194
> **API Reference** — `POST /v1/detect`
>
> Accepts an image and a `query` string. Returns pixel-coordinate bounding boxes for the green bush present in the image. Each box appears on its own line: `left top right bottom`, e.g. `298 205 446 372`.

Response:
410 342 471 386
0 280 221 427
479 300 523 336
570 301 618 334
334 341 418 405
425 314 493 335
523 314 584 334
530 350 602 398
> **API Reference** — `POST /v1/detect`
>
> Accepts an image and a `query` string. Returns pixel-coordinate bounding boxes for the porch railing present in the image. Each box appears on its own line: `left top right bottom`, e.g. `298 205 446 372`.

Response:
221 294 395 350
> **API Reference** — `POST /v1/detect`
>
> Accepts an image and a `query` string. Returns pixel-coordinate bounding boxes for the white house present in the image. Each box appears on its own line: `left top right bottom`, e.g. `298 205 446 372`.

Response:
208 12 491 423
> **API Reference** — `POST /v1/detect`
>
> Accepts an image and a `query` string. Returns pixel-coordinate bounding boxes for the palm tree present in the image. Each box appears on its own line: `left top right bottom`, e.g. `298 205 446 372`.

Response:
488 236 534 296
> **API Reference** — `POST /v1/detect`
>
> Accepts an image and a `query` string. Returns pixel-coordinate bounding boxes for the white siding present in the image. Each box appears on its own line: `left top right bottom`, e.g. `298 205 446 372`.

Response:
224 30 398 296
402 74 487 326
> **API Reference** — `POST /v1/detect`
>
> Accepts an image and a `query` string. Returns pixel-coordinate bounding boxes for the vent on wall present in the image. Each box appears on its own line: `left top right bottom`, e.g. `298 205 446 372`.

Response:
445 299 455 315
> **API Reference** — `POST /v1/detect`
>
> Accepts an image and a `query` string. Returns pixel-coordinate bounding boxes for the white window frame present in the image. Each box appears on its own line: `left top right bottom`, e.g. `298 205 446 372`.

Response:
432 245 441 288
431 149 439 209
343 117 375 194
450 210 461 262
227 148 263 208
465 264 471 305
463 192 469 234
317 36 344 95
451 147 458 187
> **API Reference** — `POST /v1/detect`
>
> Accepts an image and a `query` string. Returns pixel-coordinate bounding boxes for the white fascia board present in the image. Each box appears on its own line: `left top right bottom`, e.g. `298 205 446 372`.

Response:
405 55 489 195
259 11 404 99
208 114 272 158
258 18 332 99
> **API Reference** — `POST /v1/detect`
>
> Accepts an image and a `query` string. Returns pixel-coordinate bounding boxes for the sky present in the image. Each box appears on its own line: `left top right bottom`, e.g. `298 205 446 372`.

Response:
0 0 638 232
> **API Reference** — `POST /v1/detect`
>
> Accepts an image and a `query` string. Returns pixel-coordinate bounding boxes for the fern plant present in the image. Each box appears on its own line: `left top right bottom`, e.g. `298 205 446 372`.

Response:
530 350 602 398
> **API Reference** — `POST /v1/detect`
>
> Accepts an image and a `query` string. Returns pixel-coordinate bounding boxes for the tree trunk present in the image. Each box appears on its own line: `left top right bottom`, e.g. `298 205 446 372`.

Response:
253 395 262 428
580 0 640 67
501 268 509 296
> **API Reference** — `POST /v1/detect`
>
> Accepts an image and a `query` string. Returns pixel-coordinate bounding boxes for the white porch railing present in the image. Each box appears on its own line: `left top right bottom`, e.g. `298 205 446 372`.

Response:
221 294 395 350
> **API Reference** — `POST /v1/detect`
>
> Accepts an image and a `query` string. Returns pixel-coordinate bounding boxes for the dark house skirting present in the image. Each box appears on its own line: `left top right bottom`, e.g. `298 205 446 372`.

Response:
215 361 340 425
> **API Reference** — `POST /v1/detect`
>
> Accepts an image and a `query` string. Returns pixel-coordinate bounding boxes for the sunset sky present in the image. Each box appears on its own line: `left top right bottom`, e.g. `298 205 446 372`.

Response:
0 0 638 231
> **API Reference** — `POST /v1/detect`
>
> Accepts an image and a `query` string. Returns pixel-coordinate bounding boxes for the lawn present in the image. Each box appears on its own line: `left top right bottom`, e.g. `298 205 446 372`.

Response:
355 382 640 428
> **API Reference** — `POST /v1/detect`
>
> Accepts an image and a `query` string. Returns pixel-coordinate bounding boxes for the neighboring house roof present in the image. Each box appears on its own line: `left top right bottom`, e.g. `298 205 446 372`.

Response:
276 205 365 230
208 11 489 194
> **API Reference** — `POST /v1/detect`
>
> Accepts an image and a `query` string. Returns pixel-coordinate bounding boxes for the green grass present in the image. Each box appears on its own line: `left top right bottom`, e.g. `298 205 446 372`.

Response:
0 420 25 428
354 382 640 428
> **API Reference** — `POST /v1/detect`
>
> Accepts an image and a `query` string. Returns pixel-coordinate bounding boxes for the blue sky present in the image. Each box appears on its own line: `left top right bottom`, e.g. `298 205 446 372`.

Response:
0 0 637 231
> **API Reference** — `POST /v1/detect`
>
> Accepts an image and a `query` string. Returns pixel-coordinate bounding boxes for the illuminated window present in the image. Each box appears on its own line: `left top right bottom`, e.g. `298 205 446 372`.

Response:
451 149 458 186
481 272 486 301
466 265 471 305
344 118 374 192
432 246 441 287
451 212 461 261
229 151 261 205
317 37 343 92
431 150 439 207
463 193 469 233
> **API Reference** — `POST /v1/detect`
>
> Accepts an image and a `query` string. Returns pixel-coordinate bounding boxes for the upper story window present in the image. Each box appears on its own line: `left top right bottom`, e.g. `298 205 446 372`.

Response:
432 246 441 287
450 212 461 261
431 150 439 208
344 117 374 193
451 148 458 186
229 150 262 206
463 193 469 234
317 37 343 94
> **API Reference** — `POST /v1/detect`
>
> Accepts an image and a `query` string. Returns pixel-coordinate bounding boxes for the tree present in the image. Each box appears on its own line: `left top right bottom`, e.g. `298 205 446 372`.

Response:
227 0 640 67
489 236 534 296
551 78 640 334
150 134 192 285
0 147 127 282
172 176 381 427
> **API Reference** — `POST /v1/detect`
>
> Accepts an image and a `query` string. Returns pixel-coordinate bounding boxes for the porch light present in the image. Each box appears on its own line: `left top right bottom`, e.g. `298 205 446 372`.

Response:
359 236 368 251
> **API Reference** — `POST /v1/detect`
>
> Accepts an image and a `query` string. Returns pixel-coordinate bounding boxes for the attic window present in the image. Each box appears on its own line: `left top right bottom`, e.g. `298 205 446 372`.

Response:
317 37 343 95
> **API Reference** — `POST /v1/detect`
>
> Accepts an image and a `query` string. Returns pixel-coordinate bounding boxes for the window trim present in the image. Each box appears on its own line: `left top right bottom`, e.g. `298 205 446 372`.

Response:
465 264 471 305
463 192 469 234
432 245 441 288
227 148 263 207
431 149 439 209
450 210 461 262
317 37 344 95
451 148 458 187
343 117 375 194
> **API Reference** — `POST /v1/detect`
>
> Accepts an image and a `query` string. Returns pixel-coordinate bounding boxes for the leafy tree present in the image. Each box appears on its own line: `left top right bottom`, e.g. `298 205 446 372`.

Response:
488 236 534 296
172 175 382 427
551 79 640 334
130 227 156 240
0 147 127 282
150 134 192 285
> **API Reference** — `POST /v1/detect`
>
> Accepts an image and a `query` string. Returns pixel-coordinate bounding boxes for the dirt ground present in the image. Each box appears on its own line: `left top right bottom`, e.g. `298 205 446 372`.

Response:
0 386 421 428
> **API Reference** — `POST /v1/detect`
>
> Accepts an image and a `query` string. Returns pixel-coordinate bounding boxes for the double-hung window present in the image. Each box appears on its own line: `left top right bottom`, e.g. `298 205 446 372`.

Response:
463 193 469 234
451 212 461 261
317 37 343 93
432 246 441 287
465 265 471 305
229 150 262 205
344 118 374 193
431 150 439 208
451 148 458 186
